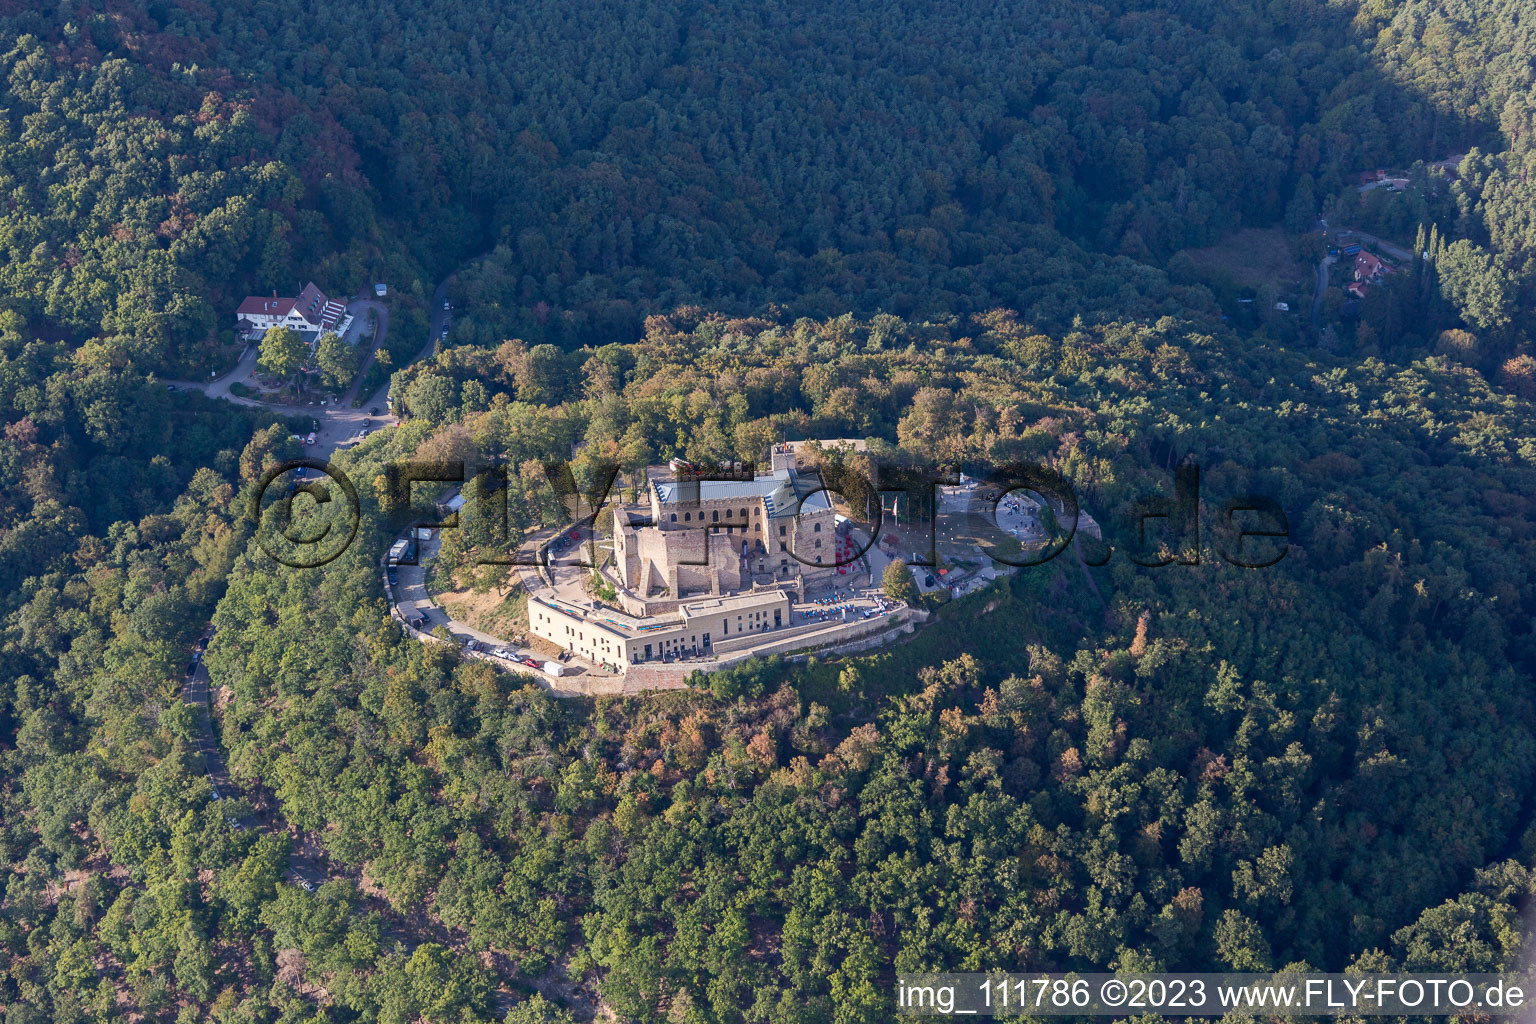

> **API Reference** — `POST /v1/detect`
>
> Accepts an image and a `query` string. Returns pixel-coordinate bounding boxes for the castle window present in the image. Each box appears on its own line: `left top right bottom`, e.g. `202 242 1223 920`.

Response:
725 508 733 518
684 512 691 521
815 539 821 548
779 525 786 536
814 523 822 532
712 510 719 522
670 513 676 522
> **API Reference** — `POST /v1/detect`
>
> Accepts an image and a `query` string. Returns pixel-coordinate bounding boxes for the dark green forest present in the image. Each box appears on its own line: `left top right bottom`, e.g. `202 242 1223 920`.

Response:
2 0 1536 1022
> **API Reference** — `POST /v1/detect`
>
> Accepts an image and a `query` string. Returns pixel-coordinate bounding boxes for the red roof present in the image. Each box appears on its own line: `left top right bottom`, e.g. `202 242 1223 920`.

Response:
236 295 295 317
292 282 329 326
1355 252 1383 278
237 282 335 328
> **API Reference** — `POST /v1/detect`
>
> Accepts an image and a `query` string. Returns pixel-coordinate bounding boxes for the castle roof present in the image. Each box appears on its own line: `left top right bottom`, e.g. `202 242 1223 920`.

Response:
653 466 832 518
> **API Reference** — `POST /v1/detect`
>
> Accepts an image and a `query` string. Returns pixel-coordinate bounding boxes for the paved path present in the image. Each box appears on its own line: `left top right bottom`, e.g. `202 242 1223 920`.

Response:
1311 226 1416 329
169 297 404 451
175 257 587 1012
184 650 331 887
179 262 473 888
1342 228 1415 264
389 529 636 696
1312 256 1330 328
205 344 261 399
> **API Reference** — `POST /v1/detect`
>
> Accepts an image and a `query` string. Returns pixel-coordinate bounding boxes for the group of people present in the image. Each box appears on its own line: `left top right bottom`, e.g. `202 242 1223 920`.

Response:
998 495 1039 536
801 595 855 622
800 583 896 622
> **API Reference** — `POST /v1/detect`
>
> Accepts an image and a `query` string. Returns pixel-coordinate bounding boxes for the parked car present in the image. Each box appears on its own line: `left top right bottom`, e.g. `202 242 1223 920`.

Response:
521 656 540 668
369 407 381 415
299 880 314 892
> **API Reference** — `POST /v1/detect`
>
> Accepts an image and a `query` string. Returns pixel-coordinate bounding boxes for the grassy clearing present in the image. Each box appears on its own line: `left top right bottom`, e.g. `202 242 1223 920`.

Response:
439 584 529 640
1177 226 1305 291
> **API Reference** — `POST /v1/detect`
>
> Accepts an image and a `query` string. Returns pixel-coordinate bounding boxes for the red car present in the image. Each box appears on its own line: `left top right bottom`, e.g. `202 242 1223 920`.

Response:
521 656 540 668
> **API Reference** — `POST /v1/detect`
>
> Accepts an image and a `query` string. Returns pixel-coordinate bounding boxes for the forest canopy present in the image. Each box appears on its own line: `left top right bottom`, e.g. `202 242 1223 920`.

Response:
4 0 1535 359
0 0 1535 1022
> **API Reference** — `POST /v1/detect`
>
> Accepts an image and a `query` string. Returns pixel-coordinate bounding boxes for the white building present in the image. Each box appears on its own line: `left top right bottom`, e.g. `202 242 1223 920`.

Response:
235 282 348 341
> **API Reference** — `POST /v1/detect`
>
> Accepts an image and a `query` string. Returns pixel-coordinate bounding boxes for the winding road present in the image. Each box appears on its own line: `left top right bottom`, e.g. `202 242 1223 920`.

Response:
1311 227 1416 330
1311 256 1329 329
177 258 573 1013
1343 228 1415 264
181 265 467 889
171 297 401 451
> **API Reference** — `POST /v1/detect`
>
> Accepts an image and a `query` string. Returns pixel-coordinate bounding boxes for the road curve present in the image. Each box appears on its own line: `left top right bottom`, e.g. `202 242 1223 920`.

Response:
1312 257 1329 329
180 260 477 889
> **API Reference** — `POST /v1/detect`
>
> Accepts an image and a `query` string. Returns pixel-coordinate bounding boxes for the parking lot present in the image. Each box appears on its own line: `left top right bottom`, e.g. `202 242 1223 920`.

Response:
387 529 597 684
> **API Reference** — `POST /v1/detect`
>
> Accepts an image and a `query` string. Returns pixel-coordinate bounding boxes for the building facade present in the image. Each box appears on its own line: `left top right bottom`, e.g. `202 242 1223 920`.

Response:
612 448 838 601
529 590 793 667
235 282 348 340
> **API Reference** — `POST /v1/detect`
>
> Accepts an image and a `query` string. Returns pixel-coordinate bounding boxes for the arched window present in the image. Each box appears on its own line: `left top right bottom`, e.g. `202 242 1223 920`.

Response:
712 510 719 522
670 513 676 522
684 512 691 521
725 508 733 518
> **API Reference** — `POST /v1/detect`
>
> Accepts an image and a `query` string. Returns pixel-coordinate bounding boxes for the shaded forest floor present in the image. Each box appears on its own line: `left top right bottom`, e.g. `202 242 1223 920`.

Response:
1178 227 1306 291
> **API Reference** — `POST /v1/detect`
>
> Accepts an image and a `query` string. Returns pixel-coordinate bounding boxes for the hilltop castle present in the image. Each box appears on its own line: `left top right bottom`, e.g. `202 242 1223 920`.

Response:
610 445 838 613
